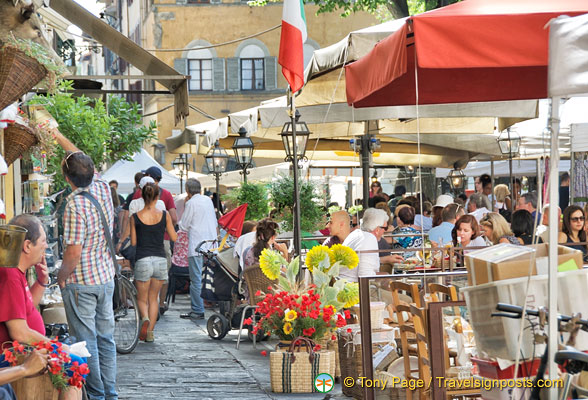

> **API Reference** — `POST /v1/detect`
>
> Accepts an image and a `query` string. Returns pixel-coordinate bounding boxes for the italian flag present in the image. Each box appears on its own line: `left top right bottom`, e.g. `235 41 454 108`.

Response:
278 0 307 93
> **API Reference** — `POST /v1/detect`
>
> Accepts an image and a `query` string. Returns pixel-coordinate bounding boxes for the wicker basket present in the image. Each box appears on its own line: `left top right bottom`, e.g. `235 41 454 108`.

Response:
0 46 47 112
3 122 38 166
270 337 333 393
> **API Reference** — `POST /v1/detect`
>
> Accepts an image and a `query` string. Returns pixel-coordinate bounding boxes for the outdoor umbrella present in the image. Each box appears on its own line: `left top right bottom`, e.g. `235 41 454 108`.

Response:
218 203 248 238
345 0 588 108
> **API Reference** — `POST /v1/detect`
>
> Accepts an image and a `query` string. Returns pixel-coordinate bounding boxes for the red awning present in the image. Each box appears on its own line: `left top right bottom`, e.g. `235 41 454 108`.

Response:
345 0 588 108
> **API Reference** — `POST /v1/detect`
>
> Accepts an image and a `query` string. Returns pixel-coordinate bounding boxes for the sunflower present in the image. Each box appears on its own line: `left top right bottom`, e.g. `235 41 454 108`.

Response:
284 309 298 322
259 248 284 280
331 244 359 270
337 282 360 308
305 245 334 272
283 322 293 335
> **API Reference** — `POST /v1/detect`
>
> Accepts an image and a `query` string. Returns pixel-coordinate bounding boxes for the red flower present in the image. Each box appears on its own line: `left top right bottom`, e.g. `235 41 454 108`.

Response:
347 328 353 333
302 327 316 337
344 310 351 319
309 310 320 319
331 335 337 341
336 314 346 328
313 344 321 352
261 350 267 356
243 317 253 325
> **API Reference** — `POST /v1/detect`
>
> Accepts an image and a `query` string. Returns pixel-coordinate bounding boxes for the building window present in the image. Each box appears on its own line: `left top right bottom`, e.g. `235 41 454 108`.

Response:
187 0 210 3
240 58 264 90
188 59 212 91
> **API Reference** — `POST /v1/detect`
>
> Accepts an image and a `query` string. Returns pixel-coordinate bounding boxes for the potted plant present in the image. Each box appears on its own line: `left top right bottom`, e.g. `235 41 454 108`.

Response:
223 181 270 220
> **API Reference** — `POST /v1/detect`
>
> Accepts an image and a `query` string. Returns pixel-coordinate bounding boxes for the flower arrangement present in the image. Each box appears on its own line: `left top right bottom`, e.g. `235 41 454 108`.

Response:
1 340 89 390
247 244 360 342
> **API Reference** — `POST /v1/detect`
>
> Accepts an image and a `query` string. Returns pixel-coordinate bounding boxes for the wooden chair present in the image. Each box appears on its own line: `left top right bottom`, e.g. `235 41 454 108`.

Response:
397 304 431 400
387 281 422 348
236 266 276 349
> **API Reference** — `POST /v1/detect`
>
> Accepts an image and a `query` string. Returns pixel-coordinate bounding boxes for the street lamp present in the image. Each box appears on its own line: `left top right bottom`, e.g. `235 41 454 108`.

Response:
406 165 415 194
280 110 311 163
447 167 466 193
232 127 254 183
349 134 381 209
280 110 312 259
498 128 521 211
205 140 229 214
171 153 189 193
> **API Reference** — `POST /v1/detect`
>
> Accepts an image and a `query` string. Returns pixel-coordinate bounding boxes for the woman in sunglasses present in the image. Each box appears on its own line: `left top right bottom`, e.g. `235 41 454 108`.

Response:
559 205 587 256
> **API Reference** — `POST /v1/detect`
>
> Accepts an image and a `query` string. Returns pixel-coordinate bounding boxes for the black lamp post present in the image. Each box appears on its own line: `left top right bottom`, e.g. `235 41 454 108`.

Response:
171 153 189 193
447 167 466 194
280 110 311 259
232 127 254 183
205 140 229 214
497 128 521 211
406 165 415 194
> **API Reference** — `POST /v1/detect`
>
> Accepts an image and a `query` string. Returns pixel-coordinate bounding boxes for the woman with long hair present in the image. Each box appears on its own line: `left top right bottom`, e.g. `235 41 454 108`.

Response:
131 183 177 342
479 213 519 245
243 218 289 269
559 205 587 256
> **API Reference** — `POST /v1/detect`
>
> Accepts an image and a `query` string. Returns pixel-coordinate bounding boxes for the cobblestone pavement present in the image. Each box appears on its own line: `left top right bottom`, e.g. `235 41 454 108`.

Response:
116 295 348 399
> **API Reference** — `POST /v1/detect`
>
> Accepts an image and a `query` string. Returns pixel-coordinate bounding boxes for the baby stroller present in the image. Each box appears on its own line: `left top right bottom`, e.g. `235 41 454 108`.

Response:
198 242 255 340
199 205 267 342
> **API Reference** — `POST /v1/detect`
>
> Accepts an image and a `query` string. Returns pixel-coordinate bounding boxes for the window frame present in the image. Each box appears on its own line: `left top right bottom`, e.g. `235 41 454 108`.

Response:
188 58 213 92
240 57 265 91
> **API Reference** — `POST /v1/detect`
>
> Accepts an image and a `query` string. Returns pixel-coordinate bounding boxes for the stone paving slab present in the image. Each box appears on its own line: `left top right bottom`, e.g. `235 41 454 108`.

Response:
116 295 350 399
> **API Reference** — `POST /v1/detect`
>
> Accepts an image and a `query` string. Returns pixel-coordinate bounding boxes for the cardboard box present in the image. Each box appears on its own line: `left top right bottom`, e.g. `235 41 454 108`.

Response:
465 243 583 286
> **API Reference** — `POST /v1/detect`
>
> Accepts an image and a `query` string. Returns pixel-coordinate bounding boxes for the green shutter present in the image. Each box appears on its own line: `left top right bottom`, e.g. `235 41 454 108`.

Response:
173 58 187 75
264 56 277 90
226 57 240 91
212 57 225 91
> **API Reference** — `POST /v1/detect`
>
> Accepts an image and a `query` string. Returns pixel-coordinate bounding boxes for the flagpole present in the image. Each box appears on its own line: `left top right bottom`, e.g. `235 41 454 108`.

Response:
290 88 302 261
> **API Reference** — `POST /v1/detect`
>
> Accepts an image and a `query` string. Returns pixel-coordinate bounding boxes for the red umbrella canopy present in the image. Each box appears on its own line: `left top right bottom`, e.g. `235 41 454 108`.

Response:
345 0 588 108
218 204 248 238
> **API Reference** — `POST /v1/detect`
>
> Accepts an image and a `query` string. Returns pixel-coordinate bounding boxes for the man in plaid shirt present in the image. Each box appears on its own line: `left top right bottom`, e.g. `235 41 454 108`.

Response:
56 131 118 400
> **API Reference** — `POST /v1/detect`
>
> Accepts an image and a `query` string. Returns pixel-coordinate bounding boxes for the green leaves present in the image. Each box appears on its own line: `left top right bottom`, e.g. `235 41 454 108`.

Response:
269 174 323 232
222 181 270 220
29 81 157 191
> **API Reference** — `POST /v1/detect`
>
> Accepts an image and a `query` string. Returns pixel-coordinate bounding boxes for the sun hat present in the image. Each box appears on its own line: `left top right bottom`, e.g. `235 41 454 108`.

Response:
139 176 155 188
434 194 454 208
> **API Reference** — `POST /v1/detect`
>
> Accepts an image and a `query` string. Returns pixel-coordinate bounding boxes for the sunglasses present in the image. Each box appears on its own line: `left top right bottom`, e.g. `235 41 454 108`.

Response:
571 216 585 222
62 150 84 170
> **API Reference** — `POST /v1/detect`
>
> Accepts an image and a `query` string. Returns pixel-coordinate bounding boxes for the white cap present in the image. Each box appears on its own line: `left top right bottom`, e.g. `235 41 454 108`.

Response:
434 194 454 208
139 176 155 188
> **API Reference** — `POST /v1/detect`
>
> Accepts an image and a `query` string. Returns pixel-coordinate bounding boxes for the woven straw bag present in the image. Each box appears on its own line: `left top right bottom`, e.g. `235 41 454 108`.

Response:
270 337 333 393
0 46 47 112
3 122 38 166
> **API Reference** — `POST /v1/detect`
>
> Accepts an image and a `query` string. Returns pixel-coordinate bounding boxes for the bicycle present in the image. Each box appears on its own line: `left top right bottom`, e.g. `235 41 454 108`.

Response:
113 262 140 354
492 303 588 399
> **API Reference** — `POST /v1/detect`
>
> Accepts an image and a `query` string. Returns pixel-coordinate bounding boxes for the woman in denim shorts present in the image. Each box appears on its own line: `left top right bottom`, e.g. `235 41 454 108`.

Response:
131 183 177 342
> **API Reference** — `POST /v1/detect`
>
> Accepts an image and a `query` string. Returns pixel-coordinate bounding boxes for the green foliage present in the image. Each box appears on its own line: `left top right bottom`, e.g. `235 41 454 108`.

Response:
269 174 323 232
30 81 156 190
223 181 270 221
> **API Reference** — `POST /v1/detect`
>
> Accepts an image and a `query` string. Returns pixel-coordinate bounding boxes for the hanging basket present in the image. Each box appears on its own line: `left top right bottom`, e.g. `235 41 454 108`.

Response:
3 122 38 166
0 46 47 112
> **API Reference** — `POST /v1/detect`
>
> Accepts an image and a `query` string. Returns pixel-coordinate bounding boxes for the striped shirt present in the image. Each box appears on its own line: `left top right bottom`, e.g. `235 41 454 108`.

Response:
63 179 115 285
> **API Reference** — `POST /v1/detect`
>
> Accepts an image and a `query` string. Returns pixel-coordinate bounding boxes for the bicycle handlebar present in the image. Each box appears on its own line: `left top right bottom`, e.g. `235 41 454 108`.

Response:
492 303 588 332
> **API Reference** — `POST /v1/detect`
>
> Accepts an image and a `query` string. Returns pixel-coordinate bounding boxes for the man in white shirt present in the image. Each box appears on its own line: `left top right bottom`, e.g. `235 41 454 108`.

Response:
327 210 381 282
178 179 218 321
467 193 490 223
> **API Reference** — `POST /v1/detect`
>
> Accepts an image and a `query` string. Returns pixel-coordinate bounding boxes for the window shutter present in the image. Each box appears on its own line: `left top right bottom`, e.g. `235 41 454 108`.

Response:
226 57 240 91
212 58 225 91
264 56 277 90
173 58 188 75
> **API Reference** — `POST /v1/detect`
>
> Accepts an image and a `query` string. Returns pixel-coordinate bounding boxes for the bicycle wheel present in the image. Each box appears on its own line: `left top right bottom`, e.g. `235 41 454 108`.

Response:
113 276 140 354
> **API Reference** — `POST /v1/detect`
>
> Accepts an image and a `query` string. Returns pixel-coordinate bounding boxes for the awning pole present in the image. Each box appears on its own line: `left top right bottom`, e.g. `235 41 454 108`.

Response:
547 97 561 400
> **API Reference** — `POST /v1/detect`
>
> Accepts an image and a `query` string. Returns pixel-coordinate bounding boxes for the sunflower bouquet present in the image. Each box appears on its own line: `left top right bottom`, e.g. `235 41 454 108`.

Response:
247 244 360 341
